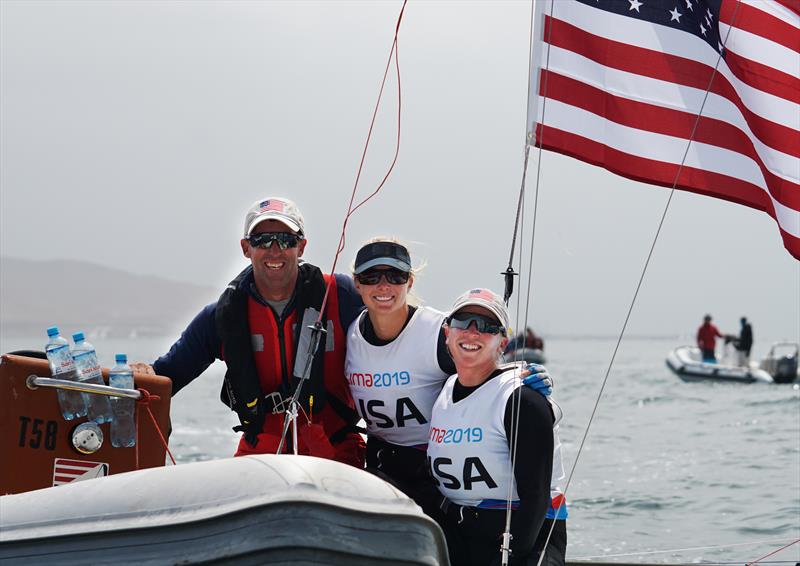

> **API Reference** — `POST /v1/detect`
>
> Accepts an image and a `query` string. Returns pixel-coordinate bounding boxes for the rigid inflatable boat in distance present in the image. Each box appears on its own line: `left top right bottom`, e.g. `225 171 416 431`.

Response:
0 454 450 566
665 345 774 384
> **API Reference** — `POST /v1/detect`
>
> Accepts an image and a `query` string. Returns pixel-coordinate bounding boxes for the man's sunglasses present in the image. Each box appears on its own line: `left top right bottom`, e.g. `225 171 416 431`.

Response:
447 312 505 335
247 232 303 250
355 268 410 286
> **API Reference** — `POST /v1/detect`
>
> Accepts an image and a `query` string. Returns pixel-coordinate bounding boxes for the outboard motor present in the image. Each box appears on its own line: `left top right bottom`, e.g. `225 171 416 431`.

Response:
773 355 798 384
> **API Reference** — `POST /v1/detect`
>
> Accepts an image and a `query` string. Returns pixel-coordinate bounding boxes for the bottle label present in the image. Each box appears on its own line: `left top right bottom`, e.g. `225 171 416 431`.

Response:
49 345 76 375
73 352 102 381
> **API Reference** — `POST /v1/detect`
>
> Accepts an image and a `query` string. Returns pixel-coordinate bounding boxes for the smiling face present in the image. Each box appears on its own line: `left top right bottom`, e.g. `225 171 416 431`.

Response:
241 219 307 301
445 305 509 382
354 265 413 320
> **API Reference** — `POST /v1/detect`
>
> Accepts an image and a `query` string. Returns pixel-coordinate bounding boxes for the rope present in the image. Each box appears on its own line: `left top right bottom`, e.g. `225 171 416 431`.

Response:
747 539 800 566
318 0 407 321
136 388 177 466
277 0 407 455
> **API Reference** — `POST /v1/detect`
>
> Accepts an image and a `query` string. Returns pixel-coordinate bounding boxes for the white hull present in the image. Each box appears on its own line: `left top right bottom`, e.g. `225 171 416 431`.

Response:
665 346 773 384
0 455 449 565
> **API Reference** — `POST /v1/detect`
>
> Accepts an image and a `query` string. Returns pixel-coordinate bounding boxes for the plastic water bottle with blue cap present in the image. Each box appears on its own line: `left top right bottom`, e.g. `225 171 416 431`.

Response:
109 353 136 447
45 326 87 420
71 332 114 424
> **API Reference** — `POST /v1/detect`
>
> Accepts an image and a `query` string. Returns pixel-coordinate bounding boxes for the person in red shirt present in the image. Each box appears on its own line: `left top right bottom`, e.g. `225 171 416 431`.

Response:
696 314 724 362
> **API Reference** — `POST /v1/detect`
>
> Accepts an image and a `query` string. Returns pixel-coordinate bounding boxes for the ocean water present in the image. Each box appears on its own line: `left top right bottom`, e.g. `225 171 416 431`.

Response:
2 333 798 563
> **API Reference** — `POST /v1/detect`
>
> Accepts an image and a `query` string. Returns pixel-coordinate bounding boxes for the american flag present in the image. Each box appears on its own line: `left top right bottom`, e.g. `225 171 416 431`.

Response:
468 288 499 301
52 458 109 486
527 0 800 259
259 199 285 213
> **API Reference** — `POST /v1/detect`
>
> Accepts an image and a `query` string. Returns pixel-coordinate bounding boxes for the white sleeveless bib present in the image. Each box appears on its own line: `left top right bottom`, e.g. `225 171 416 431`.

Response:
345 306 449 446
427 368 521 507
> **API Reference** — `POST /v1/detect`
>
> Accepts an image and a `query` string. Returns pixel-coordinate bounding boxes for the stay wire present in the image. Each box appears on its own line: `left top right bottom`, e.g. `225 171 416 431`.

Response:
501 0 544 563
276 0 406 454
533 1 745 561
571 537 800 561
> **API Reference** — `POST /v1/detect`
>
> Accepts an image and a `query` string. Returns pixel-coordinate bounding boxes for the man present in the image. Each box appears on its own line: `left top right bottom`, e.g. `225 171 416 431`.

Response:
696 314 723 363
735 317 753 366
132 197 365 465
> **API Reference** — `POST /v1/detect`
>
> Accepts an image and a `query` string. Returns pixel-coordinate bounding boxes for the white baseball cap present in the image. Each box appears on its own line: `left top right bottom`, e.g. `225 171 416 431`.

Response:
448 288 510 333
244 197 305 237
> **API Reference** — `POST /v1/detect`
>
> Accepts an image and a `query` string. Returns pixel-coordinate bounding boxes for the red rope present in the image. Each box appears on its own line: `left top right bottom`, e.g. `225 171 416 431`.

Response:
746 538 799 566
135 388 177 466
317 0 407 321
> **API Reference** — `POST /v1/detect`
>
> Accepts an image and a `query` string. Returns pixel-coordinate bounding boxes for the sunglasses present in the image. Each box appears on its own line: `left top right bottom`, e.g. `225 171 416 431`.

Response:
355 268 410 286
247 232 303 250
447 312 505 335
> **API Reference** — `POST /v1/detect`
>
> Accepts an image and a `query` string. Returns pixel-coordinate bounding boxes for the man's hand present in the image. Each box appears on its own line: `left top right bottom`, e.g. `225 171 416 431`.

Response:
130 362 156 375
520 363 553 397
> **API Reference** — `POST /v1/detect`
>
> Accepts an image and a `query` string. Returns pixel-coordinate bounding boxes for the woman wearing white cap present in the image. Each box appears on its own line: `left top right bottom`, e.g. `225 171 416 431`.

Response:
344 240 553 511
427 288 567 566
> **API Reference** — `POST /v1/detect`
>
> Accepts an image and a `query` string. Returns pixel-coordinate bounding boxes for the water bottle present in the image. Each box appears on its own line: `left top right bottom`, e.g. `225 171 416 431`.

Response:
45 326 88 420
71 332 114 424
109 353 136 448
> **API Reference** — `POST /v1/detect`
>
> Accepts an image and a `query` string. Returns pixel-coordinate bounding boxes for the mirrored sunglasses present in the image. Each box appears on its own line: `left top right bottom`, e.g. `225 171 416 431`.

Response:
247 232 302 250
447 312 505 335
355 268 410 286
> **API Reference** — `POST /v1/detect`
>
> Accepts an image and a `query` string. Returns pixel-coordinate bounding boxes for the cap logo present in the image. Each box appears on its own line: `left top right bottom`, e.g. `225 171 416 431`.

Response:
259 199 285 213
469 289 495 301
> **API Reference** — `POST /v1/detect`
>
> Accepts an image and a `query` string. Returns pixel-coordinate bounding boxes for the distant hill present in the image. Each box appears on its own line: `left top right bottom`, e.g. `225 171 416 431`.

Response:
0 257 219 337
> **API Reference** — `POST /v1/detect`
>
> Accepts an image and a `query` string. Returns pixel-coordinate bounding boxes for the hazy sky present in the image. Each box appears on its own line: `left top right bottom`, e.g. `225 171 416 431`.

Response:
2 1 798 344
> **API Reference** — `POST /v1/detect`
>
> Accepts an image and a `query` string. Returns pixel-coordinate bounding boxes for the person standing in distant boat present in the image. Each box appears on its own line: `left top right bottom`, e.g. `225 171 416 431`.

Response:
697 314 724 362
735 317 753 366
427 288 567 566
131 197 365 465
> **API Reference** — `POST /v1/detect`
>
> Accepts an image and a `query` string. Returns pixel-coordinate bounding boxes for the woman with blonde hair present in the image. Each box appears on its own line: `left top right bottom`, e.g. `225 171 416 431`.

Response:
344 239 552 508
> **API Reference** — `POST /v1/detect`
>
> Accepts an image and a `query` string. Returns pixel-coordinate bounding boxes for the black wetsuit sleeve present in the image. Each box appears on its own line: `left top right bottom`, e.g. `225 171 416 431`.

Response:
152 303 221 395
503 387 554 562
436 326 456 375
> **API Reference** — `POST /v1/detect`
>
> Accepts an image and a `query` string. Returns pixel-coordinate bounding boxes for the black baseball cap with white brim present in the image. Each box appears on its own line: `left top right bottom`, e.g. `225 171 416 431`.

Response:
354 242 412 274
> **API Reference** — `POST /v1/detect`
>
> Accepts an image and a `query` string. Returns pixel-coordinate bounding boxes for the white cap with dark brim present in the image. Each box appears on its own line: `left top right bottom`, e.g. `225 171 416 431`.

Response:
449 288 511 334
244 197 305 237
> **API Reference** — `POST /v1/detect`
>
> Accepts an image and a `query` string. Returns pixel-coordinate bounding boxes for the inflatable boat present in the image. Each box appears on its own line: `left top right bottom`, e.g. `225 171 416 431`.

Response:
0 455 448 565
0 353 449 565
665 345 774 384
505 347 546 365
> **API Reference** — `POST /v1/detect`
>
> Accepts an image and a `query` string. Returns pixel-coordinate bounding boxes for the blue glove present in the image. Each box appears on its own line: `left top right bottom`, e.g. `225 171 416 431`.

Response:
521 363 553 397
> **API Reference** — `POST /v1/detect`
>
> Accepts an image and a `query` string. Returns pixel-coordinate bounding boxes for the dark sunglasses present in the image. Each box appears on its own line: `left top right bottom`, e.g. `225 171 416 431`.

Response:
247 232 303 250
447 312 505 335
355 268 410 286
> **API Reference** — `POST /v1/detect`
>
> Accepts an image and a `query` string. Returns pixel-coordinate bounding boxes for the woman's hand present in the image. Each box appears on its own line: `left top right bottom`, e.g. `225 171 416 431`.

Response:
520 363 553 397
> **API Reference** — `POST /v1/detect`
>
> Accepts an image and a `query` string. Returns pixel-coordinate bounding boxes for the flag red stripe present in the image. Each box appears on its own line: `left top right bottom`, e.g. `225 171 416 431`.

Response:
54 459 98 468
53 475 76 482
773 0 800 17
725 50 800 105
720 1 800 53
545 16 799 156
55 467 89 475
535 125 800 260
541 70 800 210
